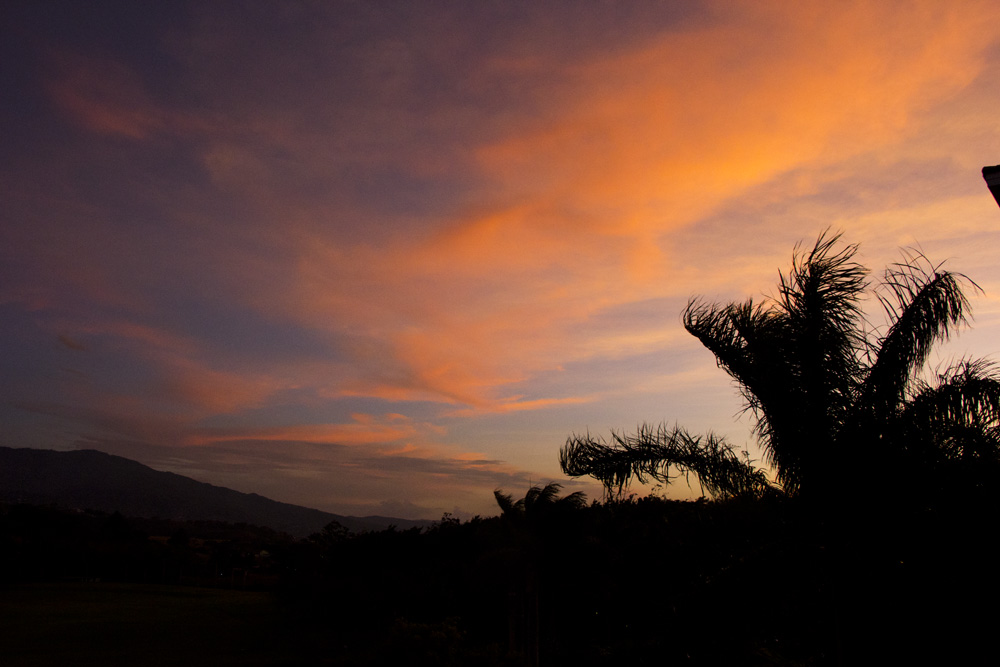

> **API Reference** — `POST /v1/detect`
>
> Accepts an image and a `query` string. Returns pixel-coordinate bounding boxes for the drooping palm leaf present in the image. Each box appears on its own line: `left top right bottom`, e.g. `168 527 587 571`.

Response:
900 360 1000 460
561 424 775 500
683 300 788 471
494 489 523 517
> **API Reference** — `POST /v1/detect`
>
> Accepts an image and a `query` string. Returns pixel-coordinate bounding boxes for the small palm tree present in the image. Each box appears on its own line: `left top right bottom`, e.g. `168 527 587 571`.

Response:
561 232 1000 505
494 482 588 519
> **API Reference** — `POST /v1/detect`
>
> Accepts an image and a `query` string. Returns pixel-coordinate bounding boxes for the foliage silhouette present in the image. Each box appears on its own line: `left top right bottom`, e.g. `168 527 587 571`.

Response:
493 482 587 520
561 232 1000 505
8 493 994 664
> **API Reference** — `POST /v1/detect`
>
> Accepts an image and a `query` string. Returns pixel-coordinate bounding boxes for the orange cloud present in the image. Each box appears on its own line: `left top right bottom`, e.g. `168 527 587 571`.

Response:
177 3 1000 427
154 358 276 414
328 1 1000 411
446 396 595 418
479 2 997 223
36 2 1000 430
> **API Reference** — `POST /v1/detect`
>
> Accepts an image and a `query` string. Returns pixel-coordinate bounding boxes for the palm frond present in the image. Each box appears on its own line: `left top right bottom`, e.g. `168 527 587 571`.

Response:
496 482 588 519
557 490 589 510
524 482 563 511
777 231 868 347
901 359 1000 461
560 424 776 500
683 298 779 401
683 233 869 494
493 489 524 517
683 299 786 462
776 231 868 421
865 251 978 416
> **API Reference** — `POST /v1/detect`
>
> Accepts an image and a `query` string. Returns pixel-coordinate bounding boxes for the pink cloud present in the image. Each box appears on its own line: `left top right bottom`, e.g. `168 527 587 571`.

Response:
44 52 207 140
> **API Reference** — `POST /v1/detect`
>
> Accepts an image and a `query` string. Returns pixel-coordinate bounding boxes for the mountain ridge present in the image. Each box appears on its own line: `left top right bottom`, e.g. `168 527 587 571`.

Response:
0 446 433 537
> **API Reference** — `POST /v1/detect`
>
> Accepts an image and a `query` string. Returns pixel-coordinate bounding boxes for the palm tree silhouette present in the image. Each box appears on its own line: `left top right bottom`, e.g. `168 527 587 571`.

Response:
562 232 1000 506
494 482 587 519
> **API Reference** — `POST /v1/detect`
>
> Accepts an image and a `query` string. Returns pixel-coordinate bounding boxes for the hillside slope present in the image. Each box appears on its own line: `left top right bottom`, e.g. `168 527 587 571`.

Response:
0 446 430 537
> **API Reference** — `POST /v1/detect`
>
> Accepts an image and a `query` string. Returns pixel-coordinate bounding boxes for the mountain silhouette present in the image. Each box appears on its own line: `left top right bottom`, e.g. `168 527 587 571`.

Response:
0 446 431 537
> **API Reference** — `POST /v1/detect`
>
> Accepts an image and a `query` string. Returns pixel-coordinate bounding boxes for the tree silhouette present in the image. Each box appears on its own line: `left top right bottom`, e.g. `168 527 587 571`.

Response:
493 482 587 520
562 232 1000 506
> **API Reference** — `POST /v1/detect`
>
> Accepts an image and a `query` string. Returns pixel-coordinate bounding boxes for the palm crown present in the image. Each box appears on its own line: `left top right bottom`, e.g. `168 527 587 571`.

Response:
561 232 1000 504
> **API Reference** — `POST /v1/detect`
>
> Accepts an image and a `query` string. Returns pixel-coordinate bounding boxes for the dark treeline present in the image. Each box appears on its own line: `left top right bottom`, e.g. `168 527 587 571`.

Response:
4 487 996 665
0 503 290 587
0 495 814 664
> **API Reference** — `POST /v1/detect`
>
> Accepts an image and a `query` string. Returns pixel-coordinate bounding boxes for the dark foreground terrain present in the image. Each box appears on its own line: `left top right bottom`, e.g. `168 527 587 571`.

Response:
0 583 312 667
2 494 996 666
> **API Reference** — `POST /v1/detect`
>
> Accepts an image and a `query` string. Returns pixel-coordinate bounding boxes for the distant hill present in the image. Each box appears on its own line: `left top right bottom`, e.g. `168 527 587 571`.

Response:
0 446 432 538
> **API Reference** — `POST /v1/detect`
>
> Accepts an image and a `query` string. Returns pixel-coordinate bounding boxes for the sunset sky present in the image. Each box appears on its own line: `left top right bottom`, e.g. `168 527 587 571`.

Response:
4 1 1000 519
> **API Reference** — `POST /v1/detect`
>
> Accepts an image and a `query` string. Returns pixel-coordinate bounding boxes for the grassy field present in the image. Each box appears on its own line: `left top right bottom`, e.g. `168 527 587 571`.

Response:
0 582 322 666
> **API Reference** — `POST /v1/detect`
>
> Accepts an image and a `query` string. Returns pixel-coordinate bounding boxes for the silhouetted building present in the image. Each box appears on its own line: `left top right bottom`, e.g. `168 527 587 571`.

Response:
983 165 1000 208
